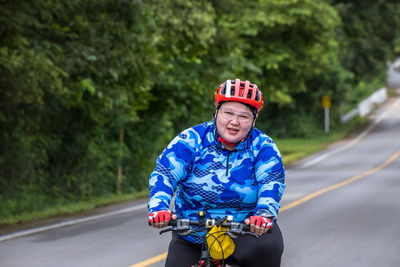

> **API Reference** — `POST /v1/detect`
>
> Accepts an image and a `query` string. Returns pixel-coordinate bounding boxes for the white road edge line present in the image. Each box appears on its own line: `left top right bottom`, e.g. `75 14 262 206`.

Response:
297 96 400 169
0 203 148 242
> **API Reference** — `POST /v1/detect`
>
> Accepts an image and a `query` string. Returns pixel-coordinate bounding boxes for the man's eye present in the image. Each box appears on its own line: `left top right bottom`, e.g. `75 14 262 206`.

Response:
225 111 234 116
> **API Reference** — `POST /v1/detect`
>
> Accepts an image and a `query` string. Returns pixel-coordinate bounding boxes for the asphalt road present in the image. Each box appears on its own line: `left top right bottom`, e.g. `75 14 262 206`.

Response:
1 94 400 267
280 96 400 267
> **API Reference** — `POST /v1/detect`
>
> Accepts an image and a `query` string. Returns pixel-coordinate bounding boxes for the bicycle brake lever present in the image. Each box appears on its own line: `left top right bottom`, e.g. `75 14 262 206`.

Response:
159 228 172 235
244 232 258 238
178 229 193 236
227 232 238 240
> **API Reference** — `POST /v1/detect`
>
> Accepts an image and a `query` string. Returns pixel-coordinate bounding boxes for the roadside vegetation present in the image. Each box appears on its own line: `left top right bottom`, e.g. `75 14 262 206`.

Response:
1 0 400 226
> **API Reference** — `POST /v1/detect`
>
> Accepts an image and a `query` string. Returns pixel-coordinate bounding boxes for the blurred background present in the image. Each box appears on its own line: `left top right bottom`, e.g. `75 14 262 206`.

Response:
1 0 400 225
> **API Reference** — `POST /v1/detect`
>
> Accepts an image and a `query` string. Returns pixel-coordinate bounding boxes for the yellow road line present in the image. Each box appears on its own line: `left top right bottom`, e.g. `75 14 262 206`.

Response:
130 149 400 267
129 252 168 267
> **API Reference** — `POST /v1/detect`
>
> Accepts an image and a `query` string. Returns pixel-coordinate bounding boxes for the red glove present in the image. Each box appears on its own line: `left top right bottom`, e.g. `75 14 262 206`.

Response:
249 215 273 230
148 210 171 226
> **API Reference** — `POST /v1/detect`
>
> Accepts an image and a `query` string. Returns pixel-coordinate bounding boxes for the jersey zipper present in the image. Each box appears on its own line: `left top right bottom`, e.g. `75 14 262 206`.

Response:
226 151 231 176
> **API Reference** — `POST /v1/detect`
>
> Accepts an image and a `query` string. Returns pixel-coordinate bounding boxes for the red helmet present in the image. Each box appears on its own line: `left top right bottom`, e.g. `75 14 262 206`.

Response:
215 79 264 111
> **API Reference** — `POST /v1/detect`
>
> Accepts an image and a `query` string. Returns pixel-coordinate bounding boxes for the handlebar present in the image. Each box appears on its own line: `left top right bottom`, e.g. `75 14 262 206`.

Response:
159 214 255 238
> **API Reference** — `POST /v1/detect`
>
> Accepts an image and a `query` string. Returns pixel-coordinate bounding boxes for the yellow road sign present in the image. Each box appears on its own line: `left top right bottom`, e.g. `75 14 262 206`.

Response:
322 96 331 108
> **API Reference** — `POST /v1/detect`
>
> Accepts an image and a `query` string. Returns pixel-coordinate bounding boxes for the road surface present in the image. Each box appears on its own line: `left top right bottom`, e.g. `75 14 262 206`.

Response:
1 95 400 267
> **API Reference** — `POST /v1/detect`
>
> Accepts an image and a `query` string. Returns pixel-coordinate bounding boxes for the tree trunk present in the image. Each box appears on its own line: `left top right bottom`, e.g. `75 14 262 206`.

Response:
116 127 124 194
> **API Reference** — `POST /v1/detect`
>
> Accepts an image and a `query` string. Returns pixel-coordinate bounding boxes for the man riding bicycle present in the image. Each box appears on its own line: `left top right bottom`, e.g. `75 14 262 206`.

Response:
148 79 286 267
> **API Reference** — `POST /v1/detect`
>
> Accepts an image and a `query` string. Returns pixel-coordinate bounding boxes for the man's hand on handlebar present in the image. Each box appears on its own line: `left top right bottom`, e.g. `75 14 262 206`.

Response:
244 215 274 236
148 210 178 228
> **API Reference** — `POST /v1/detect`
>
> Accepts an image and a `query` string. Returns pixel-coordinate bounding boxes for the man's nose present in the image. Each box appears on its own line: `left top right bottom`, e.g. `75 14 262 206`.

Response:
230 115 240 124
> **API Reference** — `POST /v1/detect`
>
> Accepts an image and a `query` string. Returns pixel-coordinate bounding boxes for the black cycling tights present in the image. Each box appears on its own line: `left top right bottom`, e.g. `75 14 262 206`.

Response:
165 223 284 267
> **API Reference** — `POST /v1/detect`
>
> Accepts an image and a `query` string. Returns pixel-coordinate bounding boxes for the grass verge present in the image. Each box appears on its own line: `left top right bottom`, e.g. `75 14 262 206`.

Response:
0 190 148 226
276 117 369 166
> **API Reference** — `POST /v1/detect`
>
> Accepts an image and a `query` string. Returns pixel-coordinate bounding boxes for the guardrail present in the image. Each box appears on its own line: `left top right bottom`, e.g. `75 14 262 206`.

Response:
340 87 388 123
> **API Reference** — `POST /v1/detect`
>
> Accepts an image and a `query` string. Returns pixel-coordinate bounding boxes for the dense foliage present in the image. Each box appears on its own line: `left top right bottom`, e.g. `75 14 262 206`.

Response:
1 0 399 220
333 0 400 110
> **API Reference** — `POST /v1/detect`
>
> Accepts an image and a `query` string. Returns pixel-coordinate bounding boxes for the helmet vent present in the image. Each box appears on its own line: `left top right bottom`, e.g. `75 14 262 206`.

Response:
255 91 261 101
230 87 235 96
247 90 253 99
221 84 226 95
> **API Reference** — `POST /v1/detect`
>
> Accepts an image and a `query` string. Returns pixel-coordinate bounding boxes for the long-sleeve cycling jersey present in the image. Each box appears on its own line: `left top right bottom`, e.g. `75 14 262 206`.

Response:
148 121 285 243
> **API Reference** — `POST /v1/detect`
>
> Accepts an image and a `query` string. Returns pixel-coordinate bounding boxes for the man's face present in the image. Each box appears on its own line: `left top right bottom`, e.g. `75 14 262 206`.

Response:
216 102 255 144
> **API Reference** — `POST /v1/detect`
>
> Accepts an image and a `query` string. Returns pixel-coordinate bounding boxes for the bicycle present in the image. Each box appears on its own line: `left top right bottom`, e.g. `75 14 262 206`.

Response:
159 211 260 267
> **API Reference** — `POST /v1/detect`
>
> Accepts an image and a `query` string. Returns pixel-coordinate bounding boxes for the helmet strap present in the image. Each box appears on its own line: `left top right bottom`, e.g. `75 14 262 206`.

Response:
218 136 240 147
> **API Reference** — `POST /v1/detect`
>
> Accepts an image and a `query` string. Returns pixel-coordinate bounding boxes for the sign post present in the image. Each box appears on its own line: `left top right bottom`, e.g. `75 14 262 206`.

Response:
322 96 331 133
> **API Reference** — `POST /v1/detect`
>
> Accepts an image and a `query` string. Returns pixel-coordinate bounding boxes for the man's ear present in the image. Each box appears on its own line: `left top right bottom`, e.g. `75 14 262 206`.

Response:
212 108 218 123
252 113 259 127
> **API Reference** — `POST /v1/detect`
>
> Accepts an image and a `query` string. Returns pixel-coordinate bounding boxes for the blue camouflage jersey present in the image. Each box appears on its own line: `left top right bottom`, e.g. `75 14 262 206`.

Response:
148 121 285 243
